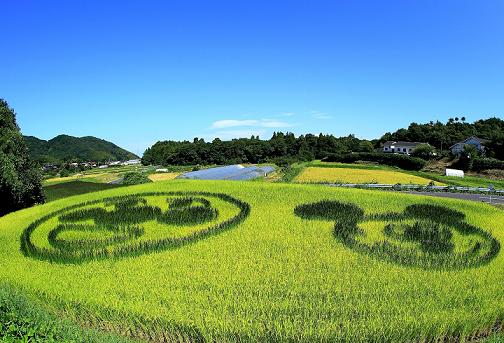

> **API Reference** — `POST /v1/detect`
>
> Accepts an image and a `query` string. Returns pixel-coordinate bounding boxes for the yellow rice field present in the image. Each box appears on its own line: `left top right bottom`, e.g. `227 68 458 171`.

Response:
148 172 179 182
296 167 439 184
45 173 121 185
44 174 85 184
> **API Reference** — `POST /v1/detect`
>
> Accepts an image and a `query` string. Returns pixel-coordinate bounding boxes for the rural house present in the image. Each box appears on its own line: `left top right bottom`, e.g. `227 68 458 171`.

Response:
449 136 488 155
382 141 424 154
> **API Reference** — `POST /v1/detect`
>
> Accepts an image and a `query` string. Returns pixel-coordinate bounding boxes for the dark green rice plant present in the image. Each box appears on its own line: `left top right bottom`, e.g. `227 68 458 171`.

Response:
48 224 144 252
160 196 217 225
20 192 250 264
295 200 500 270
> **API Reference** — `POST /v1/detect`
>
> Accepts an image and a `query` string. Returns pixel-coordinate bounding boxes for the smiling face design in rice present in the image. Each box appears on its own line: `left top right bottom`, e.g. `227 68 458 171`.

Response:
21 192 250 264
295 201 500 269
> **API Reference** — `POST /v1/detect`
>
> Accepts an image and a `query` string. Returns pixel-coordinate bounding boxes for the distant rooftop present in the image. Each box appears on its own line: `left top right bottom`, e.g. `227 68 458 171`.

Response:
383 141 426 147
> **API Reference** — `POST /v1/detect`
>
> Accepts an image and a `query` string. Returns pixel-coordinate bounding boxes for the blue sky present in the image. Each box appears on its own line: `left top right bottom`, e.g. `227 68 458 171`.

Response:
2 0 504 155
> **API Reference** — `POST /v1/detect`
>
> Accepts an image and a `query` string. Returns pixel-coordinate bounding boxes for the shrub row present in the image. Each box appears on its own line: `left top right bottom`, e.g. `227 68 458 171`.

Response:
472 158 504 171
322 152 427 170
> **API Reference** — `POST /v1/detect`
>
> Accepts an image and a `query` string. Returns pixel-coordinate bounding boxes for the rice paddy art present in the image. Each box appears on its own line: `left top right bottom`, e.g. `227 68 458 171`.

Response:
3 181 504 341
21 191 250 263
295 201 500 269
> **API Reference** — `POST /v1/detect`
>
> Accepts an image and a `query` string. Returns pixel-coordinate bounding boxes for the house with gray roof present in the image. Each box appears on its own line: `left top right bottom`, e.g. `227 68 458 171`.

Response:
449 136 489 156
382 141 425 155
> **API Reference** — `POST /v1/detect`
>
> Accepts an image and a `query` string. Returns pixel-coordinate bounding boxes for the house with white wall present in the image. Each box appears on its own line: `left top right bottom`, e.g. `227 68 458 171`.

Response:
449 137 488 155
382 141 425 155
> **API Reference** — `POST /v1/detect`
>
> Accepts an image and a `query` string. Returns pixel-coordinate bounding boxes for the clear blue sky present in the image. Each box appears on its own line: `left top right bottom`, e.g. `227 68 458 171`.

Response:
2 0 503 155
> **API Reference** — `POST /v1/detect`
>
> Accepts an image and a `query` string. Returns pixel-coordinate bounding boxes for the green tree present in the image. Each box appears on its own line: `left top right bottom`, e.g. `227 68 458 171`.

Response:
0 99 44 216
121 172 152 185
411 143 435 159
457 144 479 171
486 135 504 160
357 141 374 153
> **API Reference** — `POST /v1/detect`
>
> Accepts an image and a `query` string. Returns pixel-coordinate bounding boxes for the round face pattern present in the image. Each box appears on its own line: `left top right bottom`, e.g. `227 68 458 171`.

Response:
295 201 500 269
21 192 250 264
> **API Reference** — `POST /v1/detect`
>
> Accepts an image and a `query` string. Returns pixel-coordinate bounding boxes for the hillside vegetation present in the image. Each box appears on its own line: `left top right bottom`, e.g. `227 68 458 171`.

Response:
24 134 138 163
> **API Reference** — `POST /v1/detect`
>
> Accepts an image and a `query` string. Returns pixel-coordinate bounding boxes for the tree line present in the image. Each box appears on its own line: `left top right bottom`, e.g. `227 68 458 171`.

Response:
380 117 504 160
142 133 376 166
143 117 504 166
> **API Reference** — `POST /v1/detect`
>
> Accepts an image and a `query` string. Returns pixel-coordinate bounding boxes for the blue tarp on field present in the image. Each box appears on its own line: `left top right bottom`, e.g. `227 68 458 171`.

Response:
178 165 275 181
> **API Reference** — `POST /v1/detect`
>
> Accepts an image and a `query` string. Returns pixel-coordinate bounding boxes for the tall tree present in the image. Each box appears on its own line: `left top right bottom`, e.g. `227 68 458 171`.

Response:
0 99 44 216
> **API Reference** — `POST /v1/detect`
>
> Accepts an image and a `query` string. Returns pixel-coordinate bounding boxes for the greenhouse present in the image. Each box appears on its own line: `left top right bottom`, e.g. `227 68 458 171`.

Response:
179 164 275 181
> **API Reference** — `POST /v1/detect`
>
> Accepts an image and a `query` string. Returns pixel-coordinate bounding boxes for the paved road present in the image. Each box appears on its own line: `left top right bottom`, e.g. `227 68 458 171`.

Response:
404 191 504 205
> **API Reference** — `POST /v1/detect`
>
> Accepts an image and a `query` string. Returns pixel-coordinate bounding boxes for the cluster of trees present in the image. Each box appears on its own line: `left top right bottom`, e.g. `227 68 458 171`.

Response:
121 172 152 185
454 144 504 172
142 133 376 166
380 117 504 159
0 99 44 216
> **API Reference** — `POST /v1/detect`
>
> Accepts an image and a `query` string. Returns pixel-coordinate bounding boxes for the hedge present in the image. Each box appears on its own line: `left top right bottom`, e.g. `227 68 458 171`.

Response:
322 152 426 171
472 158 504 171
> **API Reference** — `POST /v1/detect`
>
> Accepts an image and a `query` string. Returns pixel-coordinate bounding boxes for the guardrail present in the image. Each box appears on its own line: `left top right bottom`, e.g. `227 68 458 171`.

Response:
326 183 504 194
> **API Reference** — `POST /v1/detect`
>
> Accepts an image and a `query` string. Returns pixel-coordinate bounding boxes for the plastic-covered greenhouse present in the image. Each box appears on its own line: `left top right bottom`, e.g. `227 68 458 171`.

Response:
178 165 275 181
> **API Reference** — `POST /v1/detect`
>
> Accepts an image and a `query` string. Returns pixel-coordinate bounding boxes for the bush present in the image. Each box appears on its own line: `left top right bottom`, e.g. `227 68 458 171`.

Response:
59 168 70 178
322 152 426 171
410 143 435 159
453 145 479 171
121 172 152 185
472 158 504 171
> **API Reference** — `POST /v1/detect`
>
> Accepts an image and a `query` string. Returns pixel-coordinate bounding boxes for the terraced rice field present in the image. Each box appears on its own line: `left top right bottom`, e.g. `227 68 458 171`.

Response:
296 166 439 184
147 172 179 182
1 180 503 341
43 180 122 202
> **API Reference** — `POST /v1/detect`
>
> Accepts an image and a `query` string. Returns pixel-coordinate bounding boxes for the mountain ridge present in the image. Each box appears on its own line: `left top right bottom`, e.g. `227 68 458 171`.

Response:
23 134 139 163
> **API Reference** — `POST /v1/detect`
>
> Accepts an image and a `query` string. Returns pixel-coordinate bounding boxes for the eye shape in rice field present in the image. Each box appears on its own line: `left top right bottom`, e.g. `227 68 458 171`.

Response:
20 192 250 264
295 201 500 269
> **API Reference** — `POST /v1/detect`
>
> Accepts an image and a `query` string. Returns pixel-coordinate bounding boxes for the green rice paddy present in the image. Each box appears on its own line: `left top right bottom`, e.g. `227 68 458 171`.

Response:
1 180 504 341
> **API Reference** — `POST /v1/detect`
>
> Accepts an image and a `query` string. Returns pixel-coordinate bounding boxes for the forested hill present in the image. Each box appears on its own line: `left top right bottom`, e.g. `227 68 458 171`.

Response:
380 117 504 150
23 135 138 163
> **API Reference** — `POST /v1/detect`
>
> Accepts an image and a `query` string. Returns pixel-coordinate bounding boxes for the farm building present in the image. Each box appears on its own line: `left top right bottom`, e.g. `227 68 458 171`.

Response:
123 159 142 165
179 164 275 181
449 136 488 155
445 168 464 178
382 141 425 154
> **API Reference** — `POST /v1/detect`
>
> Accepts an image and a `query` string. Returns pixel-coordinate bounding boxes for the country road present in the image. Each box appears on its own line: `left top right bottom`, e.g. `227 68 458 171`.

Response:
404 191 504 205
